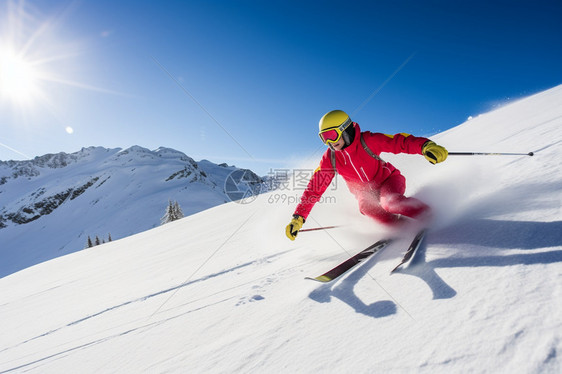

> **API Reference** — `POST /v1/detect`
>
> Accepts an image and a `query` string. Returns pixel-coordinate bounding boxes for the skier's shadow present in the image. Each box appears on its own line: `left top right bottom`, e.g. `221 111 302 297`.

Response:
395 238 457 300
308 251 397 319
309 219 562 317
389 218 562 300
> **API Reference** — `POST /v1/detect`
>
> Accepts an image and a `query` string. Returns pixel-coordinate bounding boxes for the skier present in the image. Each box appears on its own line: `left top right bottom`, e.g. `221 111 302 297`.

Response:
285 110 448 241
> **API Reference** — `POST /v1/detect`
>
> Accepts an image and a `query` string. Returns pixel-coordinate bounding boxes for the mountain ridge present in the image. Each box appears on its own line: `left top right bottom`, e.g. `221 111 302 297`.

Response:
0 145 265 277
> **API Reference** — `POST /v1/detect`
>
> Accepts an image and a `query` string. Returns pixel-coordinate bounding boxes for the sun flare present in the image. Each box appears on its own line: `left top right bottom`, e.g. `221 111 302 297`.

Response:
0 48 40 103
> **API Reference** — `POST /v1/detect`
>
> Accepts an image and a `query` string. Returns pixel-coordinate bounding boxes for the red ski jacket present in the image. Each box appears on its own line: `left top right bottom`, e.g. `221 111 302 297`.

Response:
293 123 429 219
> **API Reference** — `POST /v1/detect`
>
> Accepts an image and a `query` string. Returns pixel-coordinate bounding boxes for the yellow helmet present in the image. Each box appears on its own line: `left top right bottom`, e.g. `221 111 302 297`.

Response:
318 110 352 144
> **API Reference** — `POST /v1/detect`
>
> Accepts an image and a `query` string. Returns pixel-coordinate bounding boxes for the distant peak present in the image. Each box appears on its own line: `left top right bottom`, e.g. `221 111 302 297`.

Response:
118 145 152 154
154 147 190 159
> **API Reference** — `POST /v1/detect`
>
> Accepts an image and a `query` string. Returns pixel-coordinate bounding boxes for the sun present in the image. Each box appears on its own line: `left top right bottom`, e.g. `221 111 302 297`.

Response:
0 47 40 104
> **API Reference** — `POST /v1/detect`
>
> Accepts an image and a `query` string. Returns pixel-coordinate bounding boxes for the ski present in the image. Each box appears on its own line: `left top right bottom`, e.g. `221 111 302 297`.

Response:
306 238 392 283
390 229 427 273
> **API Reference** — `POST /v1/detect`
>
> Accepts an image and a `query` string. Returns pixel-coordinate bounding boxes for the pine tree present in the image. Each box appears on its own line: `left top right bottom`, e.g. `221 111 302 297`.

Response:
86 236 93 248
161 200 174 225
173 201 184 220
108 233 112 242
161 200 184 225
95 236 101 246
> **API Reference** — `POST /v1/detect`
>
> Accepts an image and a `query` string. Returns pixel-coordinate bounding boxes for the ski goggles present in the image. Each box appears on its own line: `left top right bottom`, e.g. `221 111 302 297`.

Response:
318 117 352 144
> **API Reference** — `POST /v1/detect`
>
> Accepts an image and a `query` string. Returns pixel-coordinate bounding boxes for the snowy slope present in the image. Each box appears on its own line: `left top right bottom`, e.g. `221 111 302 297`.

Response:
0 85 561 373
0 146 264 278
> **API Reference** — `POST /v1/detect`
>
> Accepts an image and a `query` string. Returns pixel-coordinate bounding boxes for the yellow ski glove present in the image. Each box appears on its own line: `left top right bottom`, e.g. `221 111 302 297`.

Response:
422 141 448 164
285 215 305 241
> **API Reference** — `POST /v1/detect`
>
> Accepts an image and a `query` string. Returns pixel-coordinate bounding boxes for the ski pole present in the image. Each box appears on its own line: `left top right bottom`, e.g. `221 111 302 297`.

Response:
449 151 534 156
300 225 339 233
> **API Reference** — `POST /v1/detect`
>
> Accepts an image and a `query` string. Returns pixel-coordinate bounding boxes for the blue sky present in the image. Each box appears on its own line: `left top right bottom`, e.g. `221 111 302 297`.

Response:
1 0 561 175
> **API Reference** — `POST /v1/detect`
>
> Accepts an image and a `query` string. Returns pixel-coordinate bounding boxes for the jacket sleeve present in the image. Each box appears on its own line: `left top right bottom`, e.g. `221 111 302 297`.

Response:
364 132 429 155
293 151 335 220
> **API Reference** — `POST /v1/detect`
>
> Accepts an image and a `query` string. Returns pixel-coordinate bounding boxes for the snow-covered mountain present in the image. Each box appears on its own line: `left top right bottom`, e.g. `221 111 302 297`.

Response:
0 85 561 373
0 146 264 277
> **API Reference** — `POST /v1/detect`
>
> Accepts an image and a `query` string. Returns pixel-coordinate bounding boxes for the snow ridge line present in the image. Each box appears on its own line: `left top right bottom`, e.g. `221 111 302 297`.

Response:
149 210 259 318
0 296 232 374
0 250 292 356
